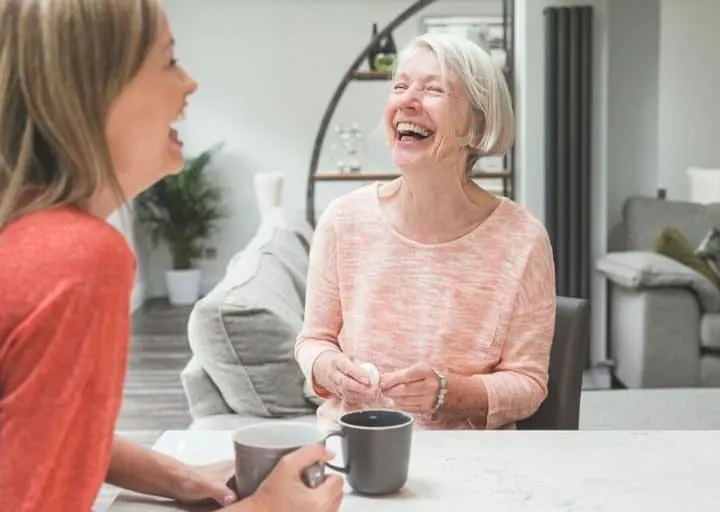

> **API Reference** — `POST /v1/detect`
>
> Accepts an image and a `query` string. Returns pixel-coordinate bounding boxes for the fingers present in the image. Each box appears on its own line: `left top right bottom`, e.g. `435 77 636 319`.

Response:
384 383 427 398
338 374 375 397
380 366 425 391
321 474 344 493
206 481 238 507
319 474 344 509
388 399 430 413
282 444 335 474
335 357 370 386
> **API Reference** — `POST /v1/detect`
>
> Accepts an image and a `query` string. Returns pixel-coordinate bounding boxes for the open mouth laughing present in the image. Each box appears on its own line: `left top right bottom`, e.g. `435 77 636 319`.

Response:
395 121 435 142
169 106 186 148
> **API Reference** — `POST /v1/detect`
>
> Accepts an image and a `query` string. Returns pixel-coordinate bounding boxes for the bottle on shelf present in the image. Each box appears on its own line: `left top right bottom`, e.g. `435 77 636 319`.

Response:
368 22 397 72
368 23 380 71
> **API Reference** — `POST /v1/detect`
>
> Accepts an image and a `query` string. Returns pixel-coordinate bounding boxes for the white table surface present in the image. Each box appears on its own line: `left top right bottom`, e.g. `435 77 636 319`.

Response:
108 429 720 511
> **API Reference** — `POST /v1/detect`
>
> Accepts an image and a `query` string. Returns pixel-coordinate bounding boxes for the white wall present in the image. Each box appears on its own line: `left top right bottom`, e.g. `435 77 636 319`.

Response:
107 205 146 312
657 0 720 200
148 0 503 298
606 0 660 231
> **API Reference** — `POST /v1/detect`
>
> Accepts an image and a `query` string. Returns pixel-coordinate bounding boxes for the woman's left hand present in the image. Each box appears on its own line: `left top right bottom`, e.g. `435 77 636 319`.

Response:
171 460 238 507
380 363 440 413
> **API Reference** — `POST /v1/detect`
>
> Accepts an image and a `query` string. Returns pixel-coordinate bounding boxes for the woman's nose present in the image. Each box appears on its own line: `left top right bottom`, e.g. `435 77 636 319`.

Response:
397 87 421 110
180 66 198 95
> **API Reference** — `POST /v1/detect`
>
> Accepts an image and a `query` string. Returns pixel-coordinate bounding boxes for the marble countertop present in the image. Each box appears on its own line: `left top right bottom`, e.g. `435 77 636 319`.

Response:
108 429 720 511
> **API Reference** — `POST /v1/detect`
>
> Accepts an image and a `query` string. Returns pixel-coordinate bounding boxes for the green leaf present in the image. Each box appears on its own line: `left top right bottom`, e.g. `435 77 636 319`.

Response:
135 143 226 270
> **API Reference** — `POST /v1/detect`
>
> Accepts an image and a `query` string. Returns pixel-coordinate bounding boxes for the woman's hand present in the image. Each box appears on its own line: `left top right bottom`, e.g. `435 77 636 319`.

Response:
171 460 238 507
241 444 344 512
312 351 377 404
380 363 440 413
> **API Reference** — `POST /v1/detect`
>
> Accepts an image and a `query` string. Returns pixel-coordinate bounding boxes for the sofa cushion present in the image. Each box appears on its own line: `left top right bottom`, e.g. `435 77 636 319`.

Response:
180 355 234 419
227 207 313 284
596 251 720 312
622 197 720 250
186 211 317 419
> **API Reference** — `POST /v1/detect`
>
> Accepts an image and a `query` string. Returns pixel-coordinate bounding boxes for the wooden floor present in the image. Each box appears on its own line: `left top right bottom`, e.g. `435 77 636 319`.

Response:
95 299 196 511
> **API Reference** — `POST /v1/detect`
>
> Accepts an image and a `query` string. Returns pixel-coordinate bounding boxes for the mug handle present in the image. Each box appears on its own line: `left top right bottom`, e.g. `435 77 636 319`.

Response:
323 431 348 474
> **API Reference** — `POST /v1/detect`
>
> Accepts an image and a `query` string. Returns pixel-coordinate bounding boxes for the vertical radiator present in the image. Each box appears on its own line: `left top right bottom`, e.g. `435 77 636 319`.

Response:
544 6 593 301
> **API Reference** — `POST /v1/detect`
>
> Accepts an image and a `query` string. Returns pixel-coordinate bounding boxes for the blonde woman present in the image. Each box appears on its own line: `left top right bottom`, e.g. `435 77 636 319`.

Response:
296 34 557 431
0 1 342 511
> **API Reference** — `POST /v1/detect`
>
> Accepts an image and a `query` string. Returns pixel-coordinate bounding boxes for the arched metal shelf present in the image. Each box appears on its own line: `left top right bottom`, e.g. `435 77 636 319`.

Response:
305 0 515 226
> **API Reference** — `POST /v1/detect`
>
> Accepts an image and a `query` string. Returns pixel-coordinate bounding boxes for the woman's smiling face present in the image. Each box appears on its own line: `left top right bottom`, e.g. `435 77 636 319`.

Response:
384 46 470 170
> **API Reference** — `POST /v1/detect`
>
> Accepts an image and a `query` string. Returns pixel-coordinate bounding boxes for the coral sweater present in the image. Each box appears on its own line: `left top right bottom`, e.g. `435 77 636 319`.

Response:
295 183 557 430
0 206 135 511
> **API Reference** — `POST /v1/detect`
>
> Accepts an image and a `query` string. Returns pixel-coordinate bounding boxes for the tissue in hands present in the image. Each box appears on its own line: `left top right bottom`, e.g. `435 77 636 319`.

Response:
360 362 380 387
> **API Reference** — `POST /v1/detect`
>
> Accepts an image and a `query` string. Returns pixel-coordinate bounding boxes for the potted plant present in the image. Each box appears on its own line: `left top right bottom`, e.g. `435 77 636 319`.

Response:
135 143 225 305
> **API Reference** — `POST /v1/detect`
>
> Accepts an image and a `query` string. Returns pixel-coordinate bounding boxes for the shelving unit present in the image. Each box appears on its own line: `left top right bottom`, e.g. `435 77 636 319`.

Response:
305 0 515 226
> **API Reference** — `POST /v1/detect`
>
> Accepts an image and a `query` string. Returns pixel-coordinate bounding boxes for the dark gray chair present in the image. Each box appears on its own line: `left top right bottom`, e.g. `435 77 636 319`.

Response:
517 296 590 430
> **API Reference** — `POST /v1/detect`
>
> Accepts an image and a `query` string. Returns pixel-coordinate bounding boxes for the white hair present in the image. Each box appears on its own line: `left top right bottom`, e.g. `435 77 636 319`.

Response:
395 33 515 169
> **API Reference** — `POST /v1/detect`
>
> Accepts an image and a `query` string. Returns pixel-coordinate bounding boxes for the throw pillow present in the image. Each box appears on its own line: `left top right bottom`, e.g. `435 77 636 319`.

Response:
696 227 720 280
654 226 720 288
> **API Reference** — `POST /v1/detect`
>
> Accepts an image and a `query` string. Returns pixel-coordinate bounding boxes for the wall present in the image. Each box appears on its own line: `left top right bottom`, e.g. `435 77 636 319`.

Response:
657 0 720 200
107 205 146 312
147 0 504 297
606 0 660 231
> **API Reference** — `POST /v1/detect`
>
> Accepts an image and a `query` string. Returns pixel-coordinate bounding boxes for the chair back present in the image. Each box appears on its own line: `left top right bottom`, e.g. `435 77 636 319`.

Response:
517 296 590 430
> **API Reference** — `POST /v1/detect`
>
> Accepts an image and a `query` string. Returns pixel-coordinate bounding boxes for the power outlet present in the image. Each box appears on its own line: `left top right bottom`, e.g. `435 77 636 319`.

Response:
204 247 217 259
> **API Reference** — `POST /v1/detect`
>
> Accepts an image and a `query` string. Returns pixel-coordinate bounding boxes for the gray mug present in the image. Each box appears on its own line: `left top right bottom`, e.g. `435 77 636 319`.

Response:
326 409 414 495
232 421 328 499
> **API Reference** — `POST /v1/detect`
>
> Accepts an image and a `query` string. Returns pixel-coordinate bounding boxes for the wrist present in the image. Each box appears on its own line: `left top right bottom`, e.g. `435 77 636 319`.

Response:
311 351 337 397
439 373 489 424
165 461 197 502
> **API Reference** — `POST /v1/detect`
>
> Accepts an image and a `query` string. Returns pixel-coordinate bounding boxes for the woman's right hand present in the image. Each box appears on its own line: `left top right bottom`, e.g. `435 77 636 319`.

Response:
238 444 344 512
312 351 377 404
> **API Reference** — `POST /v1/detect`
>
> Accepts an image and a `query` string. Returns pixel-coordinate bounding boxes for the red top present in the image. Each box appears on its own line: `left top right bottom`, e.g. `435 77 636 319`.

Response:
0 206 135 511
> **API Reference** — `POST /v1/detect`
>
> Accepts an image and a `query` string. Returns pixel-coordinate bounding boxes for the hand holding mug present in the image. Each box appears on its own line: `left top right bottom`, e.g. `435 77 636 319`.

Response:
313 351 377 404
380 362 440 413
243 444 344 512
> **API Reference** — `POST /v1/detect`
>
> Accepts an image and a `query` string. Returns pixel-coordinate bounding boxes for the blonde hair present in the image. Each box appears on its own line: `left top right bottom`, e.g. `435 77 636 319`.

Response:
395 33 515 171
0 0 162 231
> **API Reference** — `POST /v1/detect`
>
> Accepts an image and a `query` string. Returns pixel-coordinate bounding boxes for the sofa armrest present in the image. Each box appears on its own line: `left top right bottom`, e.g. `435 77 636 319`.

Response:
607 286 701 387
180 356 233 420
597 251 720 312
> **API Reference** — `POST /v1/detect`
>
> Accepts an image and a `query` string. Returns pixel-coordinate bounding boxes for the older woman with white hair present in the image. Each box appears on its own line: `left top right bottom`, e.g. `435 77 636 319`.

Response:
295 33 556 431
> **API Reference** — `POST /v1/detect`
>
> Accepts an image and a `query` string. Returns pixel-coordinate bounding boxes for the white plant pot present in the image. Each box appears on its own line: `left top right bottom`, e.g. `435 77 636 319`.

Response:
165 269 201 306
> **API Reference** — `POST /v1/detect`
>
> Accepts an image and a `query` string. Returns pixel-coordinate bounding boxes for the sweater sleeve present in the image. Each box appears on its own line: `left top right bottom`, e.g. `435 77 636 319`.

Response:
0 220 135 512
294 207 343 396
480 230 557 429
0 281 122 511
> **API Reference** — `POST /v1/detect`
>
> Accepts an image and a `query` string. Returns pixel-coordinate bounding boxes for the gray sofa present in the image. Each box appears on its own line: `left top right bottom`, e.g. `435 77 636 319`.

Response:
180 208 319 430
597 196 720 388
